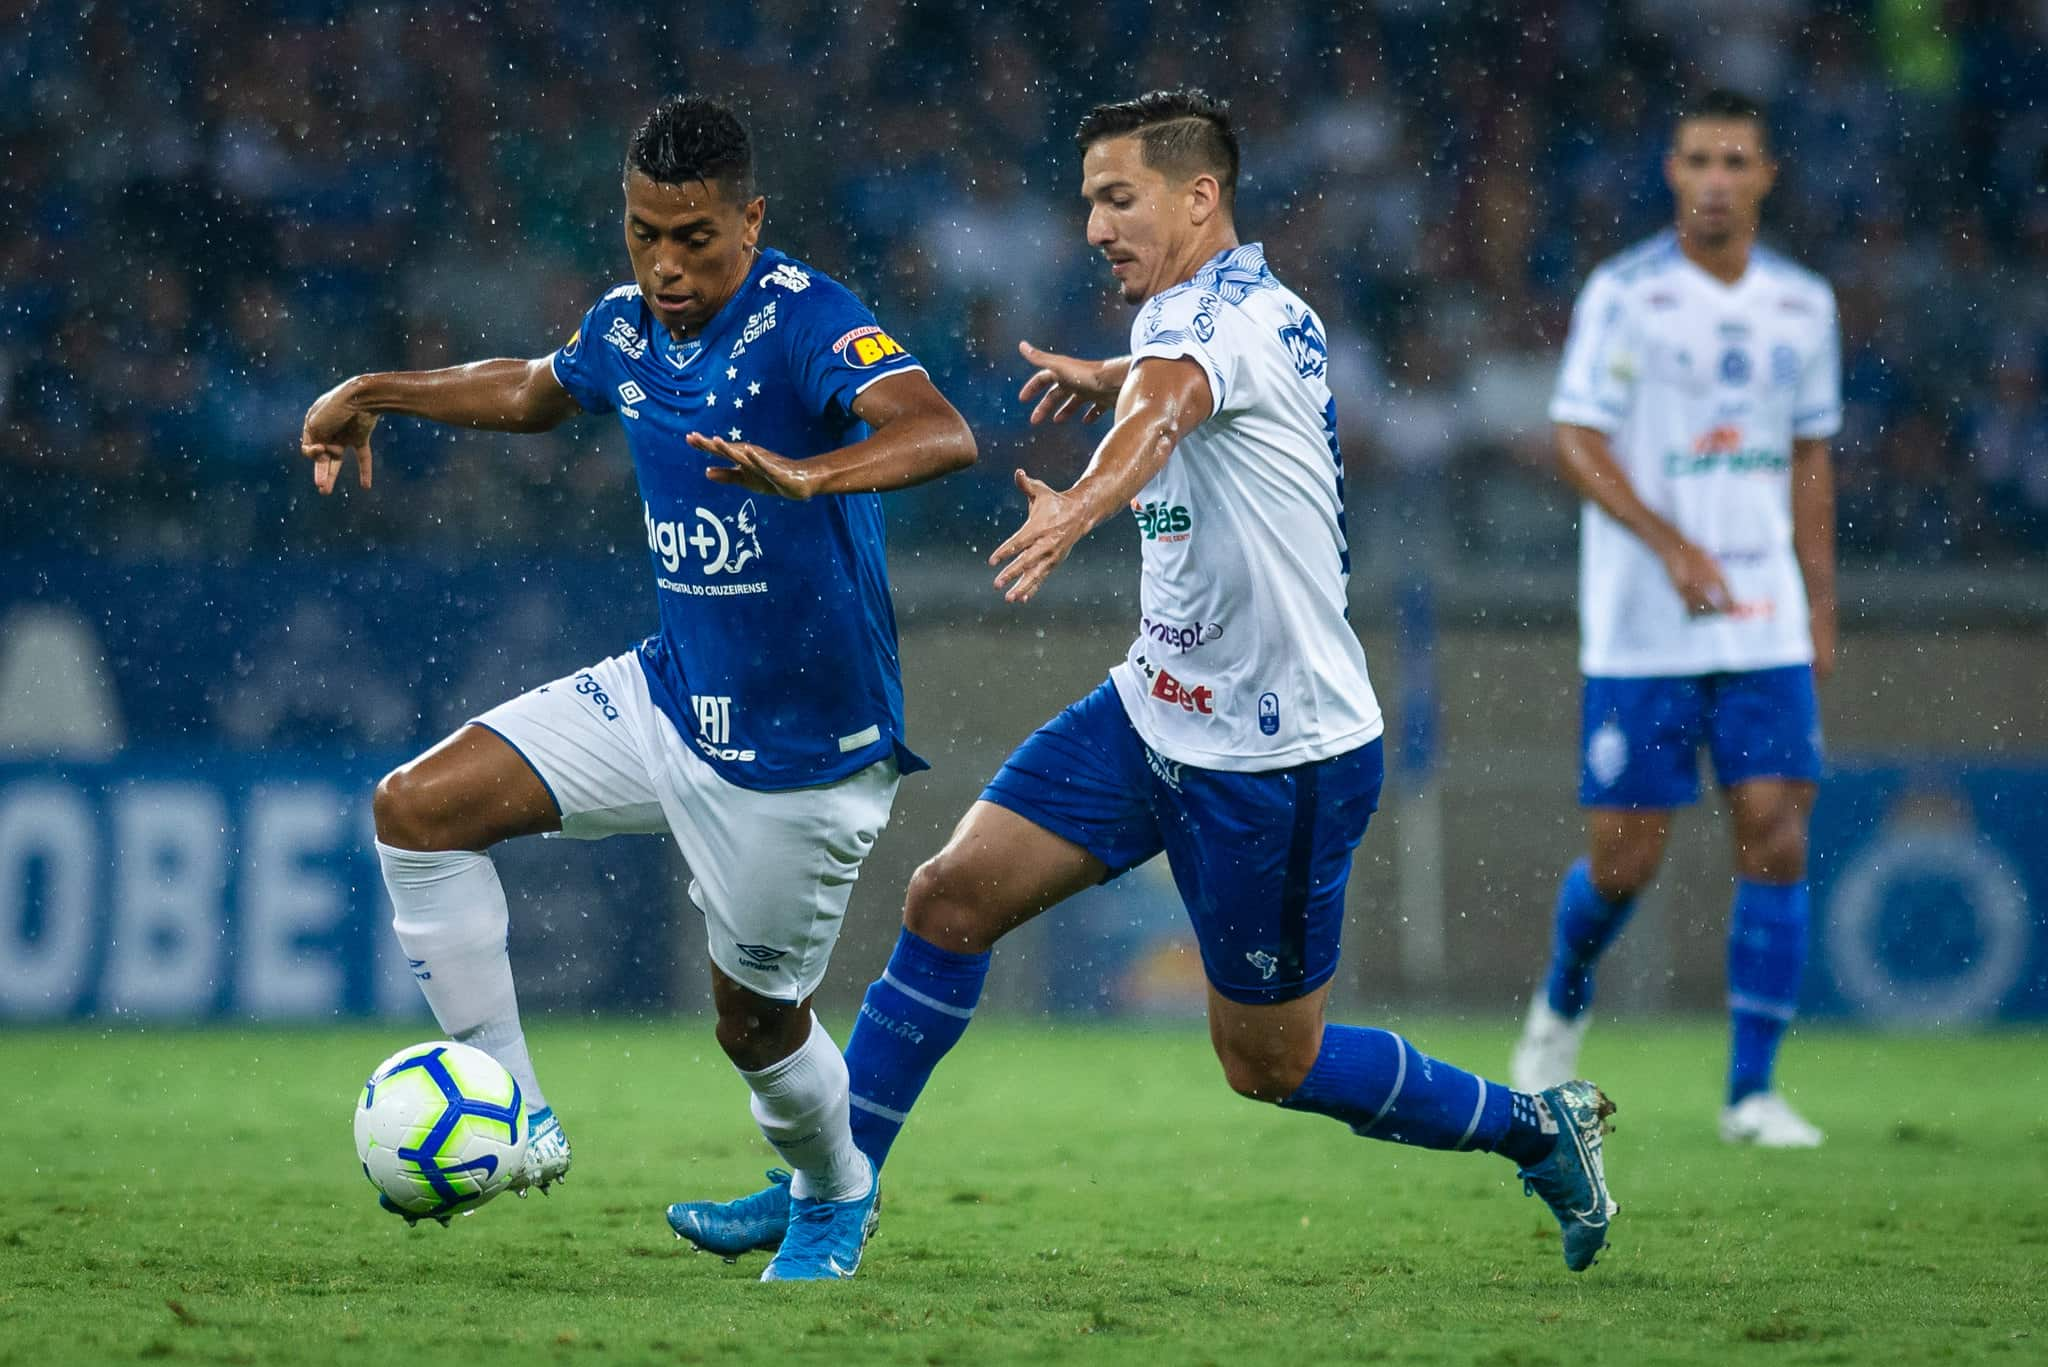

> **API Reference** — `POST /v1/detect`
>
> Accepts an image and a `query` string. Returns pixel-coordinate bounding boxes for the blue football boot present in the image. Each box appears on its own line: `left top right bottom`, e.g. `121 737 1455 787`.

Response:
759 1157 881 1282
1518 1080 1619 1272
666 1169 794 1261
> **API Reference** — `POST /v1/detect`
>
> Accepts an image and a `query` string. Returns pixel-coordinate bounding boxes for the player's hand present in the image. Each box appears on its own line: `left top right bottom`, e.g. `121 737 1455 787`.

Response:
991 468 1084 603
300 378 379 495
1017 342 1123 425
1661 538 1735 615
690 432 814 501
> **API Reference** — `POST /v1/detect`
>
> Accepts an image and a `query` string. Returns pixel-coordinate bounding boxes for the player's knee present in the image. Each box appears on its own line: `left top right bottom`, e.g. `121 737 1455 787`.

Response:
1589 846 1659 901
1212 1035 1315 1103
903 855 999 955
1736 816 1808 881
373 764 442 850
713 995 809 1072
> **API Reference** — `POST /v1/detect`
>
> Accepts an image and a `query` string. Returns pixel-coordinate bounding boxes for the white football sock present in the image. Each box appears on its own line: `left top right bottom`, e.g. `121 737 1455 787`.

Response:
742 1014 871 1203
377 841 547 1113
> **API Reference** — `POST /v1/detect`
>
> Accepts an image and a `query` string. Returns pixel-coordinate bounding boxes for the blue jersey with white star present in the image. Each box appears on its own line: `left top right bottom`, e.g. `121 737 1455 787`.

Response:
550 248 930 790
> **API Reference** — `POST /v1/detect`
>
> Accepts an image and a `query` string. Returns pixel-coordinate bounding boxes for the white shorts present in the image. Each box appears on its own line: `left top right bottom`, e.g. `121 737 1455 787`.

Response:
472 650 899 1002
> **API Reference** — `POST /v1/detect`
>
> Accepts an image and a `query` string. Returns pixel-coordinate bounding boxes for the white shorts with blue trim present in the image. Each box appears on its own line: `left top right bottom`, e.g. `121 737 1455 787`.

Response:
471 649 899 1002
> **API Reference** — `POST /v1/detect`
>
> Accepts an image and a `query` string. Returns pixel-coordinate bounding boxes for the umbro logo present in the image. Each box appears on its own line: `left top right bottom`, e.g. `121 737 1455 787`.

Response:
734 942 789 970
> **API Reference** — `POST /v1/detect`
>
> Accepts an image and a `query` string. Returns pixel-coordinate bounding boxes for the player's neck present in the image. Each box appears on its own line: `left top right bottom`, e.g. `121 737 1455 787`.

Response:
1161 228 1240 294
1675 226 1754 286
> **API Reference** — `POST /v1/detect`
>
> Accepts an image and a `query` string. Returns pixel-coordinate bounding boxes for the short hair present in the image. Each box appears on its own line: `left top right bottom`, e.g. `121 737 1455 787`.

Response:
1076 88 1239 204
1673 87 1772 156
627 96 754 199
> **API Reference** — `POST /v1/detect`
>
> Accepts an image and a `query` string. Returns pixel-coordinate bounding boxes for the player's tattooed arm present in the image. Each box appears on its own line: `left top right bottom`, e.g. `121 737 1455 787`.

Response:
688 369 975 501
1792 437 1837 681
1553 422 1734 615
299 356 579 495
1016 341 1130 424
992 355 1213 604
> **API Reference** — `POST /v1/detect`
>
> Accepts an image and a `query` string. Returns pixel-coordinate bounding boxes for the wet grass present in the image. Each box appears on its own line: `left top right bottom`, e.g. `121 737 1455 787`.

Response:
4 1019 2043 1365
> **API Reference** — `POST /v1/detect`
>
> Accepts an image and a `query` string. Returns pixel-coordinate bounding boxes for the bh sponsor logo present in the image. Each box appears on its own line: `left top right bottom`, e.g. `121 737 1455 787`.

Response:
1132 500 1193 542
1142 616 1222 653
644 500 766 577
574 671 621 722
1149 666 1214 716
832 325 907 370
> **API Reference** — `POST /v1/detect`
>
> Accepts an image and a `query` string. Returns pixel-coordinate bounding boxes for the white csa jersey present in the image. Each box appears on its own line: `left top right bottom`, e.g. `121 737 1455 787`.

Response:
1550 230 1841 677
1108 243 1383 771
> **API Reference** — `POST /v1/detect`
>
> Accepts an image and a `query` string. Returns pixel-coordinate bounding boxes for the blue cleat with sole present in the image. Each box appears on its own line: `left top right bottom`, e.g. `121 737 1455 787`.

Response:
667 1169 793 1261
1518 1080 1618 1272
759 1157 881 1282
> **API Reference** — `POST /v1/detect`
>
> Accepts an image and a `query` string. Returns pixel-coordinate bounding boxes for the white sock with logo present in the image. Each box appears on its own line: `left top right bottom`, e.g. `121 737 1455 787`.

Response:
743 1014 871 1203
377 841 547 1113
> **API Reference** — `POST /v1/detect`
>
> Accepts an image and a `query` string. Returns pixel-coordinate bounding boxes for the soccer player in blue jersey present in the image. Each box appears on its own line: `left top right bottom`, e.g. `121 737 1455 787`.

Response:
670 89 1619 1274
1510 90 1839 1148
298 96 975 1278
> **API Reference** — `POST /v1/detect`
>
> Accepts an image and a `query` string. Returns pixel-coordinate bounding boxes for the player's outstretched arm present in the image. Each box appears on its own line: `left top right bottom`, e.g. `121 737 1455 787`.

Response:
1792 437 1837 681
689 369 975 501
991 355 1212 604
1554 422 1733 615
298 356 581 495
1016 341 1131 425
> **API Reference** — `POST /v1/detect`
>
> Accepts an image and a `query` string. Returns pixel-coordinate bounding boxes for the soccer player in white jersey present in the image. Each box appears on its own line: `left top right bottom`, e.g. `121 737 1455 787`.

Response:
297 97 977 1277
670 89 1620 1274
1510 89 1840 1149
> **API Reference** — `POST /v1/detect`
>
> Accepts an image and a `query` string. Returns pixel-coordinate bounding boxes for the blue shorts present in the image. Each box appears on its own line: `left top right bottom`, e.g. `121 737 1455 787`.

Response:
981 680 1384 1005
1579 665 1823 809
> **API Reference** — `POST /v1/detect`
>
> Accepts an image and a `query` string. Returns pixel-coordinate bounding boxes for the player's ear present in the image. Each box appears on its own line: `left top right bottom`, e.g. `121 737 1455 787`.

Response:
1187 174 1222 227
741 195 767 249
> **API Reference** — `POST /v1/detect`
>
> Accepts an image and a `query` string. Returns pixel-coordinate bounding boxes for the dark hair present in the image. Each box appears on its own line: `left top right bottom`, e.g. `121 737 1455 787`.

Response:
1674 87 1771 155
1076 88 1239 205
627 95 754 198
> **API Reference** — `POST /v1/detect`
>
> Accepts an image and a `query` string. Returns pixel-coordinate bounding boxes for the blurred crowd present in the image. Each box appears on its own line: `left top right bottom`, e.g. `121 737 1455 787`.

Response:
4 0 2046 568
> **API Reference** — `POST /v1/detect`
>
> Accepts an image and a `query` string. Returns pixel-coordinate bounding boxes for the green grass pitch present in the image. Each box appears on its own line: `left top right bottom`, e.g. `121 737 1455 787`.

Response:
5 1019 2044 1366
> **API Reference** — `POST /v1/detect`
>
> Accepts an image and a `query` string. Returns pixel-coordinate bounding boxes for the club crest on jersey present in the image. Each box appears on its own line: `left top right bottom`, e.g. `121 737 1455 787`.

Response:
1718 347 1751 387
604 317 648 359
1279 304 1327 379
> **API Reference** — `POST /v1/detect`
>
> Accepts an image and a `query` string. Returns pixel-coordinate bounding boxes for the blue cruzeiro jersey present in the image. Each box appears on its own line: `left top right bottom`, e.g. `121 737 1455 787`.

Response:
550 247 931 791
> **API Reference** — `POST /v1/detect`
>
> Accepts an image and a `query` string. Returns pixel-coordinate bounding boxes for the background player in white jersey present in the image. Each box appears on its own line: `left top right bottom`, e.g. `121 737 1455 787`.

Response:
671 89 1620 1275
1511 90 1840 1149
296 96 976 1277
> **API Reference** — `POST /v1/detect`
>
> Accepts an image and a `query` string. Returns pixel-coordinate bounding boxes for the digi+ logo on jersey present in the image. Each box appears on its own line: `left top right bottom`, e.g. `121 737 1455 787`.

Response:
1132 500 1193 542
833 325 906 370
644 500 766 577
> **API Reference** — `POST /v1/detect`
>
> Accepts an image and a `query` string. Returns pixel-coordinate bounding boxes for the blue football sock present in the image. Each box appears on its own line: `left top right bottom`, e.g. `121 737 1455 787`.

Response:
1281 1024 1557 1168
841 927 990 1171
1726 878 1809 1104
1544 856 1638 1019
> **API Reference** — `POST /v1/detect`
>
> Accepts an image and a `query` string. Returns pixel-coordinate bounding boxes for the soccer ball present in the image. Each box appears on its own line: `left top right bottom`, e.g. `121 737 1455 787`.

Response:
354 1041 528 1223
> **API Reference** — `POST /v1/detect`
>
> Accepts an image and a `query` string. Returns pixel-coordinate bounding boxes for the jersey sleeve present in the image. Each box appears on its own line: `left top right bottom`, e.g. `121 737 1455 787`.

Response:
783 278 925 425
1793 288 1843 440
1548 270 1634 433
548 293 623 415
1129 287 1236 413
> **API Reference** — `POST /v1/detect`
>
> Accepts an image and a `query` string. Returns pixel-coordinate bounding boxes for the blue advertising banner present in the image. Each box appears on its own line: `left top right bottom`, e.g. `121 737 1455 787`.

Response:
1806 763 2048 1024
0 754 684 1021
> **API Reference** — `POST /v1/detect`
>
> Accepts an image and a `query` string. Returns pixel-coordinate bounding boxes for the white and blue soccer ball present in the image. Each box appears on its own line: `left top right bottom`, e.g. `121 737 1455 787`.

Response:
354 1041 528 1222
